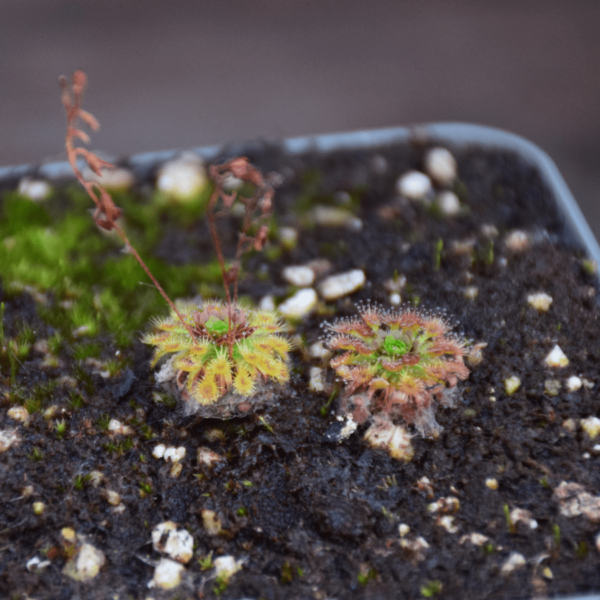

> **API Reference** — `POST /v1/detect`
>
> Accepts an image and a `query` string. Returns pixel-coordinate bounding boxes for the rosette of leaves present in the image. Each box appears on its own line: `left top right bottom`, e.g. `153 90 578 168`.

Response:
324 303 469 458
143 300 291 416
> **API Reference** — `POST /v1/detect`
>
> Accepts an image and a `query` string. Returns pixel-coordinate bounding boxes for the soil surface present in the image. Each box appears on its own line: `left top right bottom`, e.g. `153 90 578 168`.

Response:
1 139 600 600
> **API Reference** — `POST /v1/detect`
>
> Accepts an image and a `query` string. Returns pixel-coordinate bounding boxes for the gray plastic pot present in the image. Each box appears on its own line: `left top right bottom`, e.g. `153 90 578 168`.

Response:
2 122 598 268
1 123 599 600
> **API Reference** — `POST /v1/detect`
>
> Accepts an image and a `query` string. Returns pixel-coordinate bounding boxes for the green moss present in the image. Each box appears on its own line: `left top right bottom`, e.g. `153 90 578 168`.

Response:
0 187 227 347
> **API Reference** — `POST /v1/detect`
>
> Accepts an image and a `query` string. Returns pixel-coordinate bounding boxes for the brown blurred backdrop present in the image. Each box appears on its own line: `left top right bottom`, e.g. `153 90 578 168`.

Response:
2 0 600 237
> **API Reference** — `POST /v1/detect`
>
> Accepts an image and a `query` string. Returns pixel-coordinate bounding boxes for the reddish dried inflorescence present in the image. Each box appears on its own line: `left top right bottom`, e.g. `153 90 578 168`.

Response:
324 303 469 439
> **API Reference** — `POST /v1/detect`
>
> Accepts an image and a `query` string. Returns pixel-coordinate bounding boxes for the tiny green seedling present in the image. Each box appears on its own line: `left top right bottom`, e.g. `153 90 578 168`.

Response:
55 419 67 440
421 580 443 597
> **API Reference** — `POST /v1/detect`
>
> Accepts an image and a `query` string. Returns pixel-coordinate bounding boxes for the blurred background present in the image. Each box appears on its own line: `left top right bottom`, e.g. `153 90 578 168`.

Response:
2 0 600 237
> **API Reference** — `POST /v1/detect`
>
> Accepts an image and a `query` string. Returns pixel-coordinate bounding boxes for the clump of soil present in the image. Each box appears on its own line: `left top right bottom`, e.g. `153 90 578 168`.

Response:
1 139 600 600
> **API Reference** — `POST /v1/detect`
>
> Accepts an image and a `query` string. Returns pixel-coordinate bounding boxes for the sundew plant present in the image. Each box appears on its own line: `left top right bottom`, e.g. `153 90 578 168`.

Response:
324 303 469 459
59 71 291 415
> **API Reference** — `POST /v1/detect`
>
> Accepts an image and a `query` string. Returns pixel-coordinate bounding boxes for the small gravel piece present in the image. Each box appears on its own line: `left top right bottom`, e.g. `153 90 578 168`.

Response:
544 345 569 368
308 367 327 393
486 478 499 490
510 508 538 530
282 265 315 287
86 166 135 190
595 532 600 554
459 533 489 546
152 521 194 564
504 376 521 396
278 288 317 319
308 341 331 360
501 552 526 575
562 418 577 434
104 490 121 506
565 376 582 392
527 292 553 312
505 230 530 252
152 444 166 459
399 536 429 562
164 446 186 462
213 556 245 583
33 502 45 515
63 544 106 583
149 558 185 590
202 510 222 536
156 156 207 200
0 429 20 453
396 171 433 200
278 227 298 249
7 406 29 423
554 481 600 522
311 206 362 230
436 191 461 216
18 177 51 201
463 286 478 300
581 416 600 440
258 295 275 311
197 447 225 468
363 423 414 462
318 269 365 301
398 524 410 537
424 147 457 186
108 419 133 436
437 515 458 534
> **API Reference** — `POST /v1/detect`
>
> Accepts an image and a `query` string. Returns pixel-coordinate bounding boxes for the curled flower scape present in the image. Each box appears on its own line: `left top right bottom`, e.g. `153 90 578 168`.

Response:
324 303 469 455
144 300 291 417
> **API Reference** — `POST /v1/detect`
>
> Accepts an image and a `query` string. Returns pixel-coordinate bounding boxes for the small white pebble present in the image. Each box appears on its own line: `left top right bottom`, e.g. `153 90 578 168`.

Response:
318 270 366 301
282 265 315 287
63 544 106 582
278 288 317 319
592 444 600 454
7 406 29 423
437 515 458 534
554 481 600 521
258 295 275 311
86 166 135 190
463 286 478 300
156 157 207 200
399 536 430 561
510 508 538 530
197 447 225 467
480 224 499 238
164 446 186 463
364 423 414 462
581 416 600 440
486 478 499 490
396 171 433 201
436 191 461 216
562 418 577 434
312 206 362 230
308 367 327 393
398 524 410 537
202 509 222 536
108 419 133 436
504 376 521 396
389 292 401 306
565 376 582 392
543 567 553 580
0 429 20 453
338 415 358 440
213 556 245 582
152 444 166 459
527 292 553 312
582 378 595 389
505 230 530 252
33 502 45 515
148 558 184 590
583 452 591 460
544 345 569 368
424 147 457 186
18 177 51 201
459 533 489 546
152 522 194 564
26 556 51 572
278 227 298 249
105 490 121 506
308 341 331 360
501 552 526 575
595 532 600 553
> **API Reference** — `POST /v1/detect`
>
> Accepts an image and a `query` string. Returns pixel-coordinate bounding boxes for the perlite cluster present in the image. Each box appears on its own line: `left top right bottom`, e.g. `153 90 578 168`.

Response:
143 300 291 417
324 303 469 460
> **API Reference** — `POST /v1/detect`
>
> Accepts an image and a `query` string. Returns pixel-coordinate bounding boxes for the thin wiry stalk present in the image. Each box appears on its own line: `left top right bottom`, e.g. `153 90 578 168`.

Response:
59 70 196 341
